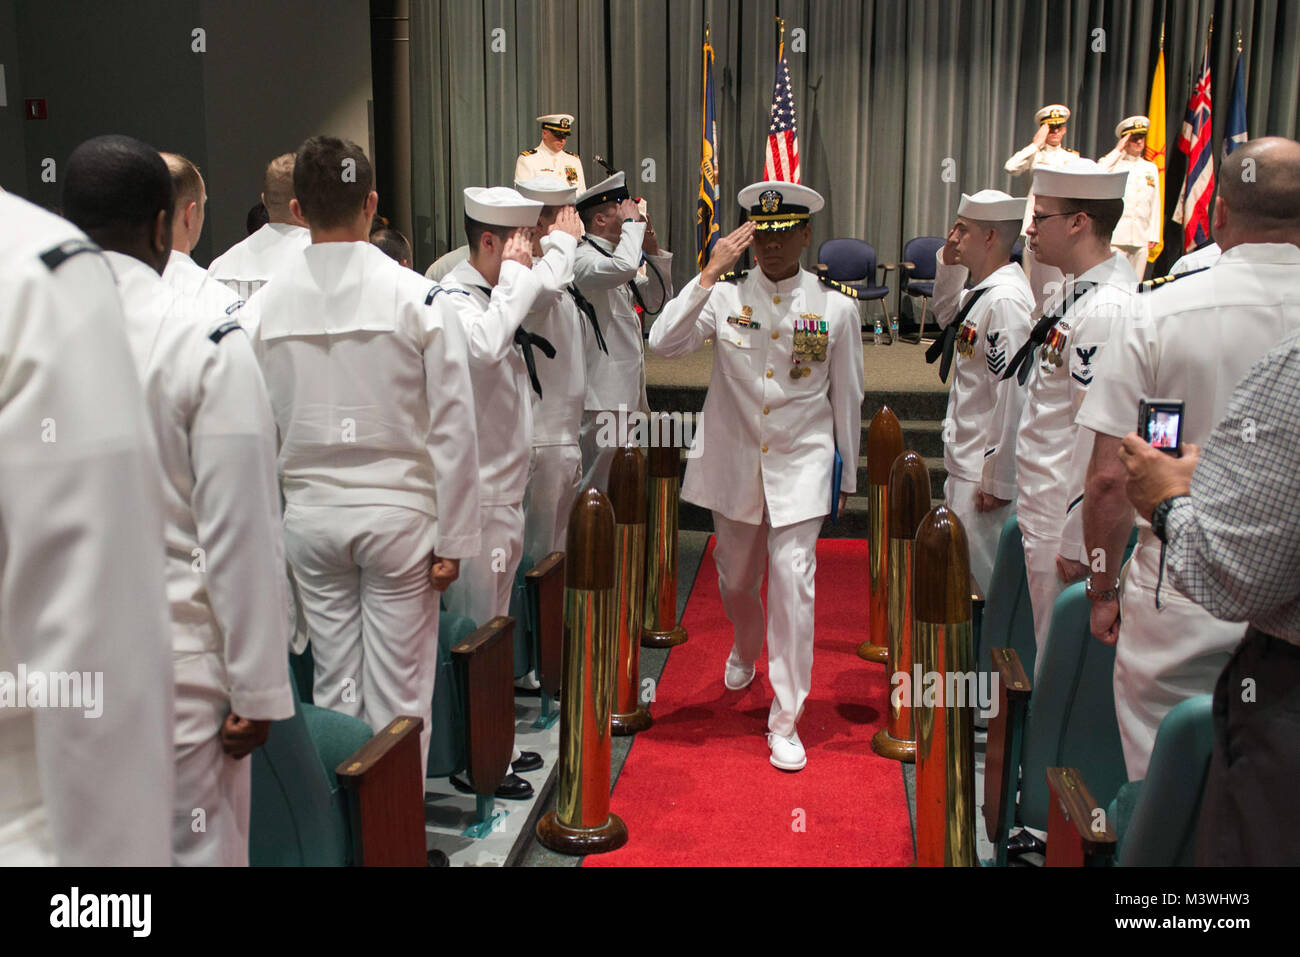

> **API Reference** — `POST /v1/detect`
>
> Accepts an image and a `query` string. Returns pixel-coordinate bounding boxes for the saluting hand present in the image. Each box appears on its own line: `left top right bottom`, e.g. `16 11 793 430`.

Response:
940 231 960 267
617 198 640 223
549 205 583 241
502 229 533 269
643 214 660 255
700 222 756 287
1032 123 1050 148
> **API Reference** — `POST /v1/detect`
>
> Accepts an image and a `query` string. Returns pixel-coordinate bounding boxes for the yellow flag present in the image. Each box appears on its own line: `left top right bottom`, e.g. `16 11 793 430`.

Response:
1145 49 1167 262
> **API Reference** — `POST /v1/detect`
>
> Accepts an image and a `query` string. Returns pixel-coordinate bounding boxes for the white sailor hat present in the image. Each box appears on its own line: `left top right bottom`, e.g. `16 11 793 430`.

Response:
575 172 629 213
538 113 575 135
737 180 824 231
463 186 542 227
1035 104 1071 126
1032 159 1129 200
1115 115 1151 138
514 175 578 206
957 189 1027 222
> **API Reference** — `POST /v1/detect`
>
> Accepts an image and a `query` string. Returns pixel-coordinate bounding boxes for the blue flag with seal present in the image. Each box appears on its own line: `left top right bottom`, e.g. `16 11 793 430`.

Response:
697 25 720 271
1224 42 1248 157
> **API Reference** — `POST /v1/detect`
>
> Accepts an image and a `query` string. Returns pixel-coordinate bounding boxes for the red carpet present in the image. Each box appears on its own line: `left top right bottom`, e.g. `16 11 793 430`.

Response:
585 537 914 867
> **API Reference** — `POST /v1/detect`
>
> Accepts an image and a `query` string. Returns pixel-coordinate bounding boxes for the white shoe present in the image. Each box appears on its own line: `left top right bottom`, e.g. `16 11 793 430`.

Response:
723 650 756 690
768 730 807 771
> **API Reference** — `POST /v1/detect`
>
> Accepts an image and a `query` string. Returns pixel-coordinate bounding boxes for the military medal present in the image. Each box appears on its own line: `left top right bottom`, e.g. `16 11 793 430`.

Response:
727 305 760 330
956 321 978 359
1043 326 1068 367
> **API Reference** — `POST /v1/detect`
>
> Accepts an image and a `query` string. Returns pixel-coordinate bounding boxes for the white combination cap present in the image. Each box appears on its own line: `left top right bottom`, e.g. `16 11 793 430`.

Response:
1035 104 1071 126
575 172 629 212
538 114 575 134
737 180 824 231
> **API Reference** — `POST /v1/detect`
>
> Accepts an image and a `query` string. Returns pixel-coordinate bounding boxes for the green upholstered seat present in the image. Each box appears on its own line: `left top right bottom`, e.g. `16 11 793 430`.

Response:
1016 582 1127 833
1114 694 1214 866
427 610 478 777
508 555 538 679
976 515 1037 683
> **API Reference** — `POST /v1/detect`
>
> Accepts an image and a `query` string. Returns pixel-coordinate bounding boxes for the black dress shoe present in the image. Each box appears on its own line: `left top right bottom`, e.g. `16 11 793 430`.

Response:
512 751 544 773
450 772 535 801
1006 829 1047 858
427 848 450 867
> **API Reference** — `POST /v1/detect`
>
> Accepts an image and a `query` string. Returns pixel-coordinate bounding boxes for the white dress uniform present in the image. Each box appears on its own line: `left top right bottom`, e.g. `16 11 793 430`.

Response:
1004 106 1079 318
931 193 1035 592
0 194 174 866
241 241 482 778
1098 135 1161 280
1170 241 1221 275
1014 252 1137 673
649 182 864 753
103 251 295 866
207 221 311 300
515 114 586 192
439 190 571 629
1075 243 1300 779
164 249 244 311
574 174 674 488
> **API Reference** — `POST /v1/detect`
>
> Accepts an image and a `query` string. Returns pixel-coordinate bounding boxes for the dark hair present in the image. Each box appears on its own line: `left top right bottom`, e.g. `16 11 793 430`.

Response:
578 199 616 231
463 214 513 251
246 202 269 235
292 136 373 229
64 134 172 246
372 227 412 264
1074 198 1124 241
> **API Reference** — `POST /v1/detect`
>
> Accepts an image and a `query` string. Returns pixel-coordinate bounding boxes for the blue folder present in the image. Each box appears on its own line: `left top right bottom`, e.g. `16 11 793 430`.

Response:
830 448 843 523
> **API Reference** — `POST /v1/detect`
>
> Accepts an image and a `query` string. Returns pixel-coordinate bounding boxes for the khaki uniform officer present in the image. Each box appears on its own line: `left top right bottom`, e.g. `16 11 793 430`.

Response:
1005 104 1079 318
930 190 1035 593
648 182 865 773
515 114 586 193
1098 116 1162 280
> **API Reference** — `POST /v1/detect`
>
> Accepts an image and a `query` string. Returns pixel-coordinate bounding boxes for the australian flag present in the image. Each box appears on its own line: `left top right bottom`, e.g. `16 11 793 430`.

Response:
763 40 800 183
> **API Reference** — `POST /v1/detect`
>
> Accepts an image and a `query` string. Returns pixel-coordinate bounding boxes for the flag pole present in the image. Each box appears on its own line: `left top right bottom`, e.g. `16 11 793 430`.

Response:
776 15 785 60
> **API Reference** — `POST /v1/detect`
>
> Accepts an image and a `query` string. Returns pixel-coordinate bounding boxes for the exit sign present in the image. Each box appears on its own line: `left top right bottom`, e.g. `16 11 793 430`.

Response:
25 98 47 119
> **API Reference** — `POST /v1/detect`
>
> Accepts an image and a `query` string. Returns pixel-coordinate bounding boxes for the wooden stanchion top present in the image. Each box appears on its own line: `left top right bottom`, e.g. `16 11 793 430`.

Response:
565 487 616 590
912 505 973 625
608 445 647 525
887 451 931 539
867 405 903 485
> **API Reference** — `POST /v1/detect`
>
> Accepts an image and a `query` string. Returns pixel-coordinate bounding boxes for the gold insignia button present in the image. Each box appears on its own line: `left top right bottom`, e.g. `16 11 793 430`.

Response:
765 369 773 378
771 331 779 340
761 444 769 453
763 407 770 415
773 296 781 304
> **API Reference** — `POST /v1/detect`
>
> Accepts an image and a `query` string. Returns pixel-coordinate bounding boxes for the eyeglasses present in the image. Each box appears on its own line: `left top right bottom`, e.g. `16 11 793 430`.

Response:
1029 210 1085 225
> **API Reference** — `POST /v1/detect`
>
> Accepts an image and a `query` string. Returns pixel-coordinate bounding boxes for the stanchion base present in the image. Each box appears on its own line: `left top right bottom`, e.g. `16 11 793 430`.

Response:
536 811 628 856
642 625 687 648
611 708 653 736
870 728 916 763
856 640 888 663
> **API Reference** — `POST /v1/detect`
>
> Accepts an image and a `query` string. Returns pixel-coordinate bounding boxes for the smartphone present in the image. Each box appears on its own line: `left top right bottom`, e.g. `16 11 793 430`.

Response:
1138 398 1185 455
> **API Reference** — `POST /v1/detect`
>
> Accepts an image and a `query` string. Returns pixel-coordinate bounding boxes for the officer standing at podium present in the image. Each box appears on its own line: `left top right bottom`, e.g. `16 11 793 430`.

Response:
515 113 587 193
648 181 864 773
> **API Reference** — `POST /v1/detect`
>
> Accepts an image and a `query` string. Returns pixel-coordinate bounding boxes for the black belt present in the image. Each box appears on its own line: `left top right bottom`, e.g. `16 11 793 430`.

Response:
925 285 991 383
1002 281 1098 386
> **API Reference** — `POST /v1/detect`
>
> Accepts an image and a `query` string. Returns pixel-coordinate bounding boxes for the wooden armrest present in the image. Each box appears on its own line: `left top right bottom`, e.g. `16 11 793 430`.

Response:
1045 767 1118 866
880 262 898 271
983 647 1032 846
900 261 917 270
525 551 566 695
991 646 1031 701
336 715 427 866
969 571 986 610
452 617 515 798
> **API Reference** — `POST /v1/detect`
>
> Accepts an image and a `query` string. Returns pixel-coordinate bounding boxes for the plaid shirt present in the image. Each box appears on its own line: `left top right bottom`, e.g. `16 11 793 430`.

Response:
1164 330 1300 644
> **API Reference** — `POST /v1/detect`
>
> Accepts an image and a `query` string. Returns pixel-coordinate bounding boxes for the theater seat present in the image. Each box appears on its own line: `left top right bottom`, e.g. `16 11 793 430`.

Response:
976 516 1037 687
427 611 478 777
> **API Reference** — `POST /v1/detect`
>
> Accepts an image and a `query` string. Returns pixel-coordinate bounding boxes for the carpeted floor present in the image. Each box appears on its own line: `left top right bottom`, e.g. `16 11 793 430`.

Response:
584 536 914 867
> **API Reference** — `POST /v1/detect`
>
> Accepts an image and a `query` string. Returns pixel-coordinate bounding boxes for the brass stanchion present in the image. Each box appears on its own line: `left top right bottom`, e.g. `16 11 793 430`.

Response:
913 506 977 867
871 450 931 762
858 405 903 663
536 487 628 854
609 445 652 735
642 414 687 647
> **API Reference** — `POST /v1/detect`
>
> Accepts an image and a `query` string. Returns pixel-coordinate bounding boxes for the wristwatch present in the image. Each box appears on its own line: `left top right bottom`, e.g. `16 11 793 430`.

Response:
1151 495 1187 543
1086 578 1120 603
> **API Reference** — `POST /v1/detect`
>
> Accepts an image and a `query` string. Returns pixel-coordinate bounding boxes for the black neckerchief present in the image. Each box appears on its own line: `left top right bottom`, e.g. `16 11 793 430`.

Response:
925 285 992 383
567 283 608 353
469 283 556 398
1002 281 1099 386
581 234 666 317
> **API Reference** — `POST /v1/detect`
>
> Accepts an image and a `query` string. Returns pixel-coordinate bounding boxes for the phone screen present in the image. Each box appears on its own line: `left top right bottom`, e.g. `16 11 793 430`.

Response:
1139 399 1185 455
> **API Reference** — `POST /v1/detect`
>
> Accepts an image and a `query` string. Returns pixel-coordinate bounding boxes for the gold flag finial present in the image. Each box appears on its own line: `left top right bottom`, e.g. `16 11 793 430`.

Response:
1235 29 1243 54
776 15 785 50
704 20 710 44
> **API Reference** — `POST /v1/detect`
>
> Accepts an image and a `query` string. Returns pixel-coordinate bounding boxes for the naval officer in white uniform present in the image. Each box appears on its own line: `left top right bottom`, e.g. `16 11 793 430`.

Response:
241 137 482 778
649 181 864 772
65 135 294 866
929 190 1035 593
1077 137 1300 779
515 113 586 192
0 191 174 866
574 172 673 489
160 152 243 312
208 152 311 300
1006 161 1138 676
1097 116 1162 280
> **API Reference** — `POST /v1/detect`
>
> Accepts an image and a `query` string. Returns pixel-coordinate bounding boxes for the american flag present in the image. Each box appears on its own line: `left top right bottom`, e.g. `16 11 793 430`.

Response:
1173 34 1213 251
763 41 800 183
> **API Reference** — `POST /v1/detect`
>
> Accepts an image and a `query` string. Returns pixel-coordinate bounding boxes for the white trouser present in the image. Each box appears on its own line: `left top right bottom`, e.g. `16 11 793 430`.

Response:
523 442 582 560
1113 546 1247 780
712 511 823 738
0 715 54 865
283 503 440 780
1021 245 1064 321
1112 245 1149 282
579 410 614 492
1020 524 1066 681
944 476 1012 596
172 651 251 866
